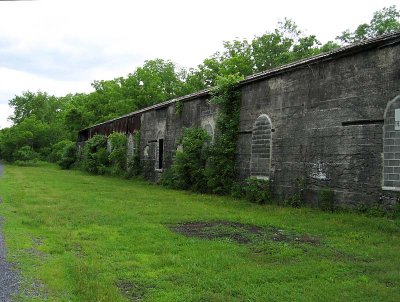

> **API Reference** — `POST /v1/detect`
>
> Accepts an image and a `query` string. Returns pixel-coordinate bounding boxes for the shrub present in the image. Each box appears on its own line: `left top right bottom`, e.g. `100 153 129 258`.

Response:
161 127 209 192
13 145 39 162
242 178 271 204
355 199 400 219
317 187 335 212
48 140 73 163
108 132 128 176
82 135 109 174
59 141 77 169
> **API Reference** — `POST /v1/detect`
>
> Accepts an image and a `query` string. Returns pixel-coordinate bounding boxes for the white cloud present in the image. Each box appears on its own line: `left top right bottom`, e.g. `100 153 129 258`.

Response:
0 0 398 129
0 104 13 129
0 67 92 96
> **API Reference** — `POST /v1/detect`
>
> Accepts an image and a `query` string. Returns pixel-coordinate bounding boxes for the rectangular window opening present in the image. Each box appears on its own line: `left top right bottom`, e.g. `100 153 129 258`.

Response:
158 139 164 169
341 119 384 126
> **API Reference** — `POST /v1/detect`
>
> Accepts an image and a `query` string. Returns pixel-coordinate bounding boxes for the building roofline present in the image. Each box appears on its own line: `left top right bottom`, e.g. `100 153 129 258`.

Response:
79 31 400 133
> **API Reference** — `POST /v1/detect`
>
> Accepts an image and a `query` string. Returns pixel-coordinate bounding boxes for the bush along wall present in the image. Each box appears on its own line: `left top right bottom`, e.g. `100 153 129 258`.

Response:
58 141 77 169
81 134 109 174
108 132 128 176
161 127 210 192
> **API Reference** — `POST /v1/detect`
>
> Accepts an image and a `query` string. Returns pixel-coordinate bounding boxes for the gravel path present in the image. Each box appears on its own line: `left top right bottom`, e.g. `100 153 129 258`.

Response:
0 163 20 302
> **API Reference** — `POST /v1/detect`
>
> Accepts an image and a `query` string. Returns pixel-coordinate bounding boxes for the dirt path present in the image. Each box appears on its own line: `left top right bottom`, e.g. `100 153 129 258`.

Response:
0 163 20 302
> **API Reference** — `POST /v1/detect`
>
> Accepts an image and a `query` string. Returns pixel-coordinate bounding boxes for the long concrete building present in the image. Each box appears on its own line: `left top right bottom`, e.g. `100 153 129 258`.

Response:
78 32 400 207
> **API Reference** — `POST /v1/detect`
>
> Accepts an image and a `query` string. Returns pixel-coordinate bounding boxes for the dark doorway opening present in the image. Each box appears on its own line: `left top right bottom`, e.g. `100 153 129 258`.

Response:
158 139 164 169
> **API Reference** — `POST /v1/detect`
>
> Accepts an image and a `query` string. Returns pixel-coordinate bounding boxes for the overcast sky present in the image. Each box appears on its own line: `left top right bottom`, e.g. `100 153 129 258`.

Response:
0 0 398 129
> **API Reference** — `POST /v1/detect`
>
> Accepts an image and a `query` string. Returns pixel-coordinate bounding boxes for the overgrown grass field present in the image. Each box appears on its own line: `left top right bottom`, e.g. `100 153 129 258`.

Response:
0 164 399 301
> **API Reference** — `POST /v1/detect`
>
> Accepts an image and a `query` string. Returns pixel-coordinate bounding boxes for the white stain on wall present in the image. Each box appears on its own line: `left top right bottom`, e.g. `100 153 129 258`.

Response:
311 160 327 180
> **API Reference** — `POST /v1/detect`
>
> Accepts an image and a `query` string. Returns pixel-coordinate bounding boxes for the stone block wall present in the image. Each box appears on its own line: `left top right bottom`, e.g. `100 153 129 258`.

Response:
140 97 216 181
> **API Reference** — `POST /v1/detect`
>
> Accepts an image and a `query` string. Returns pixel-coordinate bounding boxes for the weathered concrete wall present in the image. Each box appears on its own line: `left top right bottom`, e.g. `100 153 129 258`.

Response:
140 97 217 181
237 41 400 206
79 33 400 208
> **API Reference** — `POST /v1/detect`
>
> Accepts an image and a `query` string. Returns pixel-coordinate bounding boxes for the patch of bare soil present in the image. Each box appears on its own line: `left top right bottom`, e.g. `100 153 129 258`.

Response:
169 221 321 246
116 280 154 302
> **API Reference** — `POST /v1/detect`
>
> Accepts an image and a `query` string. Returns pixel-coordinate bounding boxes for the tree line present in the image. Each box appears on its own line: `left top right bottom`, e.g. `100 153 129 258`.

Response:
0 6 399 164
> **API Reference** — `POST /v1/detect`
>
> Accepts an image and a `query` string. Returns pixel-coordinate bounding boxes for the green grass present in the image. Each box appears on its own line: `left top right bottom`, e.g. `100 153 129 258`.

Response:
0 163 399 301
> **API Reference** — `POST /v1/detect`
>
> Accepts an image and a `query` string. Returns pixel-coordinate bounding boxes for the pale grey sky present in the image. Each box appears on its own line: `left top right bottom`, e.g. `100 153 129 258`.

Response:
0 0 398 128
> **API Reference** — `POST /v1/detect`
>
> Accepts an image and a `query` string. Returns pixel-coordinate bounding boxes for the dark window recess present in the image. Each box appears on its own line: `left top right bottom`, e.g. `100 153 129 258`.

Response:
342 119 384 126
158 139 164 169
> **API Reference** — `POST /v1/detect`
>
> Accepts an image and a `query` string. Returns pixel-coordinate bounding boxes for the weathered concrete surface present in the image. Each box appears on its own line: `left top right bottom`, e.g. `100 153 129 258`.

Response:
236 40 400 207
138 35 400 206
140 97 217 181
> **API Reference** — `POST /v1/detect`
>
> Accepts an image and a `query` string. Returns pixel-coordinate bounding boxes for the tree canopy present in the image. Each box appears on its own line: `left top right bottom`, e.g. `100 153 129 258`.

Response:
337 6 400 44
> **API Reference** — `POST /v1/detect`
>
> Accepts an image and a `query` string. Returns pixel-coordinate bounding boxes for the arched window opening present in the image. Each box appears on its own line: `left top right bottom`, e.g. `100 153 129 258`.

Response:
383 95 400 191
250 114 272 179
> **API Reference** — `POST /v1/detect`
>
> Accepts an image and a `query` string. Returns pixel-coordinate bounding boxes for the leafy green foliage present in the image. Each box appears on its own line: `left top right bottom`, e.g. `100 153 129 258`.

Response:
161 128 209 192
82 135 109 174
175 100 183 116
355 199 400 219
58 141 77 170
0 115 65 162
108 132 128 176
195 18 339 87
13 145 39 162
48 140 74 163
8 91 64 125
206 75 242 194
233 178 271 204
337 6 400 44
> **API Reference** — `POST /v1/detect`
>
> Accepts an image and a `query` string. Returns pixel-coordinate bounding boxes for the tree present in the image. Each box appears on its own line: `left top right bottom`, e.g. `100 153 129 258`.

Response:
337 6 400 44
8 91 63 125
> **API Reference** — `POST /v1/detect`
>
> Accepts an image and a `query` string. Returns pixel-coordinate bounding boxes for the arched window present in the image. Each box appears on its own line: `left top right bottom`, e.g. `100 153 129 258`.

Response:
383 95 400 190
250 114 272 179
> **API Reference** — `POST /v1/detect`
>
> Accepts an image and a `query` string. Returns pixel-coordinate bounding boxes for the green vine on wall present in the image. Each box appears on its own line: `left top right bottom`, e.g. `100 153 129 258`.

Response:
175 100 184 116
206 74 243 194
161 74 242 195
127 131 142 177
